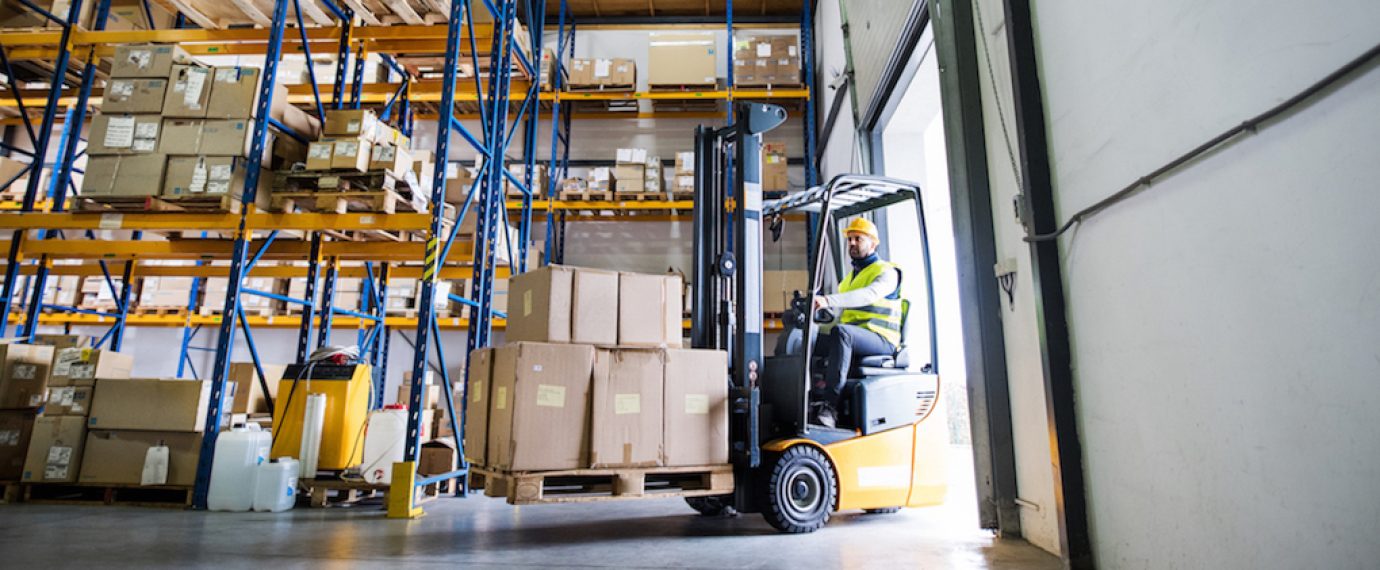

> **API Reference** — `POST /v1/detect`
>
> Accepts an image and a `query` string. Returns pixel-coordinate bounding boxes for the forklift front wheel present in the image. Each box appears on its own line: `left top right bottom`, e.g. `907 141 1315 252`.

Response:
763 445 837 533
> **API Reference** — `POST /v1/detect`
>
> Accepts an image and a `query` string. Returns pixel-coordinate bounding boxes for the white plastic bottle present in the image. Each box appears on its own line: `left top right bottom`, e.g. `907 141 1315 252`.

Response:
253 458 299 513
208 424 271 512
360 405 409 485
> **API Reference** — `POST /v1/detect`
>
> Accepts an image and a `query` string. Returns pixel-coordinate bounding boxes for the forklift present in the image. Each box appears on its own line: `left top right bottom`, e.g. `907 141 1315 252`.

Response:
689 103 948 533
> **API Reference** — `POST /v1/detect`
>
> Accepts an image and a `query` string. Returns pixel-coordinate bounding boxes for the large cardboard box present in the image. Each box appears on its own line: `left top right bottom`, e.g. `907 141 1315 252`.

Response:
163 156 263 198
32 334 90 351
763 141 788 191
763 269 809 313
663 348 729 466
45 385 94 416
573 268 619 345
50 348 134 387
590 349 664 468
0 410 36 480
79 430 201 486
199 119 255 156
618 272 683 348
487 343 595 471
110 44 191 78
79 154 166 197
159 118 203 156
228 362 284 415
463 347 492 465
606 58 636 86
324 109 378 139
163 64 212 118
0 344 55 410
506 265 574 344
648 32 718 87
207 67 285 119
102 78 167 114
21 415 86 483
88 114 162 155
88 378 211 432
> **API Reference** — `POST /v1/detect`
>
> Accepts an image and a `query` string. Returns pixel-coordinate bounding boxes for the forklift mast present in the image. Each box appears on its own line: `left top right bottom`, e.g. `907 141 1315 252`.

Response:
691 102 788 469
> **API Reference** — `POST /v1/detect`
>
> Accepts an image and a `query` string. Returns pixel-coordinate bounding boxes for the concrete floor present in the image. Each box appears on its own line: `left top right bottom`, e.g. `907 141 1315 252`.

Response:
0 447 1060 569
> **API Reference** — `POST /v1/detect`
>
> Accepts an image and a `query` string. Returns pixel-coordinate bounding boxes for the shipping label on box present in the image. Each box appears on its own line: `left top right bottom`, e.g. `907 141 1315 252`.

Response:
101 79 167 114
591 348 664 468
163 65 211 118
89 114 161 155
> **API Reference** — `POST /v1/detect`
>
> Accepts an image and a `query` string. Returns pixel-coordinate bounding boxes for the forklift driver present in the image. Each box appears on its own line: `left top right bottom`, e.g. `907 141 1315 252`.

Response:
810 218 903 428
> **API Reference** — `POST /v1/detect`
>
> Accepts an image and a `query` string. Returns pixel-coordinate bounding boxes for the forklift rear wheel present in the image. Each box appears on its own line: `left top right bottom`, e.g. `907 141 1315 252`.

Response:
864 507 902 514
763 445 836 533
685 496 735 516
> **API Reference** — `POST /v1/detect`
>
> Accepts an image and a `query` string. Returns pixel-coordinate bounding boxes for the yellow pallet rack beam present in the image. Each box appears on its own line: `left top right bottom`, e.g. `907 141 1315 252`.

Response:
4 313 782 331
0 211 435 231
0 263 507 280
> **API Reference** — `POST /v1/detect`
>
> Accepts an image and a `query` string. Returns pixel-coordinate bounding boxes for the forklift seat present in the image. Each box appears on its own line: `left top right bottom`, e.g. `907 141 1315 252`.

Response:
851 299 912 376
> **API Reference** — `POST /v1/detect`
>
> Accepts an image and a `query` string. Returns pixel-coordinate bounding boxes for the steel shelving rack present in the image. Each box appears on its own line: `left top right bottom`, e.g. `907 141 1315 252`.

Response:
0 0 816 516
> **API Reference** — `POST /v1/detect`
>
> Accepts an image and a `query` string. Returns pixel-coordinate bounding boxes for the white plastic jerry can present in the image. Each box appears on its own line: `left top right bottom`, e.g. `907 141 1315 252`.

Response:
253 458 300 513
207 424 271 512
361 405 409 485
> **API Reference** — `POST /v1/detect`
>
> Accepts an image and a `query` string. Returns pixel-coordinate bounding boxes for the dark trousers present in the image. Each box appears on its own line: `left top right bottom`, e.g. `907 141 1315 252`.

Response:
816 324 894 408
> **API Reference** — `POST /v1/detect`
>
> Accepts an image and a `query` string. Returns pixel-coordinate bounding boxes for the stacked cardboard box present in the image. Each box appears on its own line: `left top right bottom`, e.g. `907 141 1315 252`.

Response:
78 276 138 310
0 345 52 480
465 265 727 473
81 376 210 486
613 148 648 193
567 58 637 90
762 141 789 192
733 34 801 87
673 152 696 193
588 167 614 192
19 347 134 484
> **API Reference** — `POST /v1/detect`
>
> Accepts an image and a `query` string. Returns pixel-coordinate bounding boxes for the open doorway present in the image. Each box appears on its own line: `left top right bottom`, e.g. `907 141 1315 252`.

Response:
871 25 981 528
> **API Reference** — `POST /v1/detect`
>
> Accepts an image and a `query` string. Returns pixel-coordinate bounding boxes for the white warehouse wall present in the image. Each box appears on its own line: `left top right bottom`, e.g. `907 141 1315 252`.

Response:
979 0 1380 567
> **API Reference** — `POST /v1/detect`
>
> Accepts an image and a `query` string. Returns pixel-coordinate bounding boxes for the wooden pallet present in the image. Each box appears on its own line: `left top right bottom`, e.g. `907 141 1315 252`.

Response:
130 306 190 316
473 464 734 506
277 170 406 193
23 483 194 508
735 82 805 90
301 475 452 508
272 189 419 215
648 83 721 93
613 191 668 201
73 194 249 214
650 100 722 113
558 190 614 201
564 84 636 93
668 190 695 201
198 306 275 317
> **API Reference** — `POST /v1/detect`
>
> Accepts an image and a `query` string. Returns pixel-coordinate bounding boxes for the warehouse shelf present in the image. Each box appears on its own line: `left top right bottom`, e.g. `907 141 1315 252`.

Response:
0 0 817 516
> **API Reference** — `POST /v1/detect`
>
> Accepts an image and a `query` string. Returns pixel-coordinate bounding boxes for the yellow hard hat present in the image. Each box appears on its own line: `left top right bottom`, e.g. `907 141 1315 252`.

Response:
844 217 879 241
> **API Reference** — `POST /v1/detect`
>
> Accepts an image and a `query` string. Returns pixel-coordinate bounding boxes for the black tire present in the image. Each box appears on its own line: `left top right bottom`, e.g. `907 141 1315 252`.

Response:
685 495 734 516
762 445 837 533
864 507 902 514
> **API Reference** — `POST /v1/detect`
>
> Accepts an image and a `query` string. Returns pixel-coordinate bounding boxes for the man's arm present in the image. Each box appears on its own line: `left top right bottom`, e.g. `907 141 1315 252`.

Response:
820 268 899 309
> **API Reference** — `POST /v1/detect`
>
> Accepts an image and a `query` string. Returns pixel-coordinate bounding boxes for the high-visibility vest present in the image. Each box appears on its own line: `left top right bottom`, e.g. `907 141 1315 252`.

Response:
838 260 903 347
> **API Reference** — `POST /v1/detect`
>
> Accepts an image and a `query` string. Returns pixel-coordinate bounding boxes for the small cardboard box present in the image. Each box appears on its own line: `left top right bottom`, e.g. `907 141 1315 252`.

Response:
590 348 664 468
101 78 167 114
50 348 134 387
306 141 334 170
572 267 619 345
88 378 211 432
45 385 94 417
612 164 646 192
80 154 167 197
606 58 636 86
324 109 378 139
567 58 594 86
463 347 492 465
88 114 162 155
21 415 86 483
0 344 55 410
763 141 788 191
163 64 212 118
228 362 284 415
110 44 191 78
0 410 36 480
369 144 412 177
487 343 595 471
675 151 695 174
332 139 372 172
79 430 201 486
648 32 717 87
506 265 574 344
419 437 458 476
763 270 809 313
198 119 254 156
159 118 203 156
663 348 729 466
618 272 683 348
32 334 90 351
